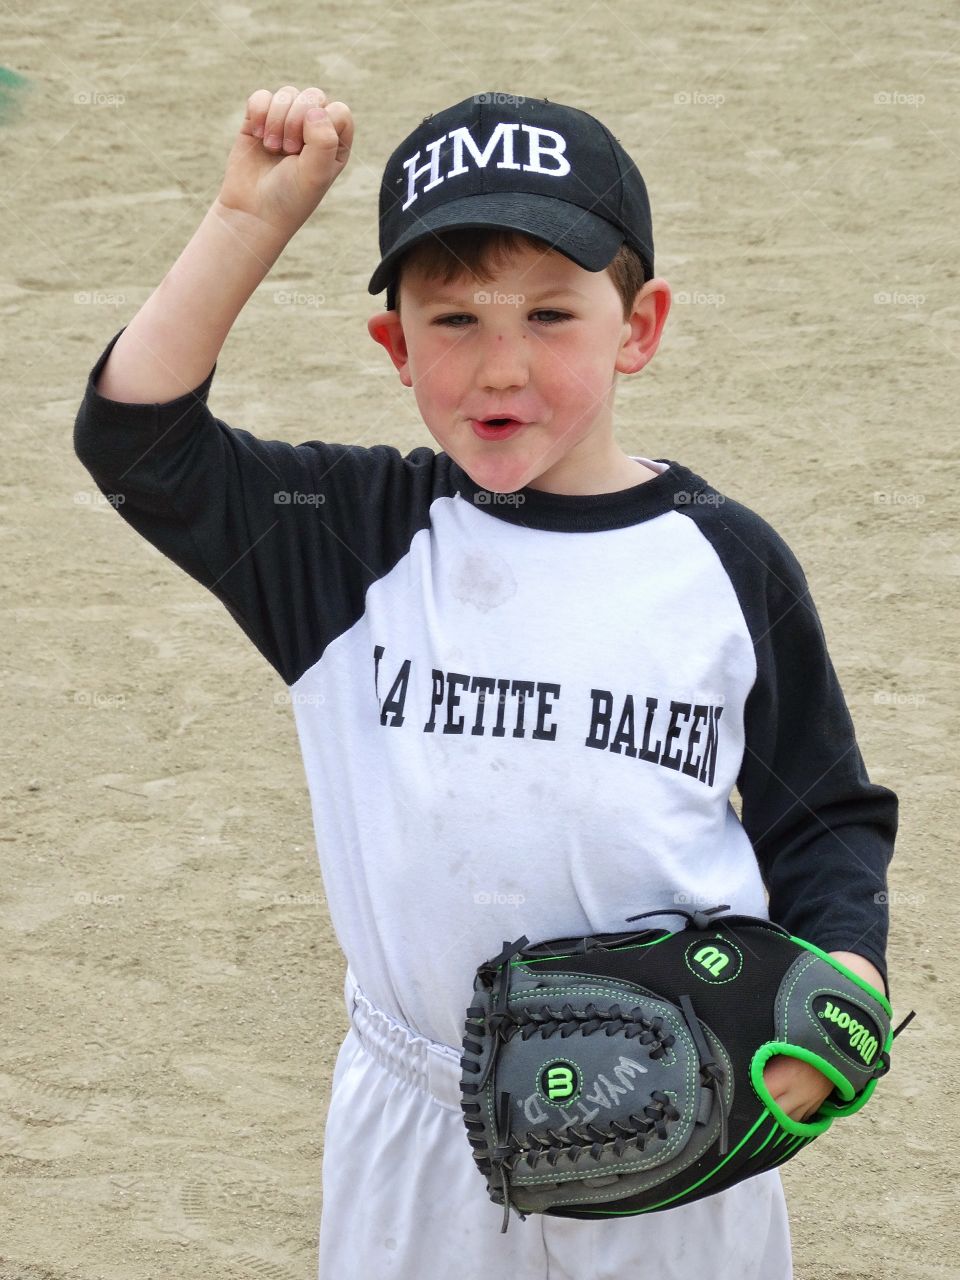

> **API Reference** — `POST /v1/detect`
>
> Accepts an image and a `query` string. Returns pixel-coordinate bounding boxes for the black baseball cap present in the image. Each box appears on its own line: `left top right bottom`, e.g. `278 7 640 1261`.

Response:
368 92 655 309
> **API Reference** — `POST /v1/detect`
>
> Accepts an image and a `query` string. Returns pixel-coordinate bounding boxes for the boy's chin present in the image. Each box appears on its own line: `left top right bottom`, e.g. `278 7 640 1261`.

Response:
468 470 532 497
421 429 532 493
449 450 539 496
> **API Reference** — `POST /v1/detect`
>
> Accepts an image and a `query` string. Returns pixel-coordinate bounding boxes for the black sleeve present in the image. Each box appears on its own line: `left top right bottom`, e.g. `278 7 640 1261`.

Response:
73 328 438 685
677 490 898 996
736 520 897 994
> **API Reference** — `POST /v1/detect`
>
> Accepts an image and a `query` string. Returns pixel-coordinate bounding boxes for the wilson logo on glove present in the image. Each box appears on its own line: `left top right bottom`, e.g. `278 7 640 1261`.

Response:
687 939 742 981
813 995 882 1065
460 904 916 1232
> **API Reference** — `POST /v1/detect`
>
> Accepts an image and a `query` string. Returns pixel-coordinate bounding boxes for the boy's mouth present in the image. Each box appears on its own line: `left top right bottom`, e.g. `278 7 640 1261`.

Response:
475 413 530 427
470 416 528 441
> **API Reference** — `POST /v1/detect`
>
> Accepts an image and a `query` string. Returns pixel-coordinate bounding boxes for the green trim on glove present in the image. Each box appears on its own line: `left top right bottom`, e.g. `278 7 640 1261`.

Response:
750 1041 848 1138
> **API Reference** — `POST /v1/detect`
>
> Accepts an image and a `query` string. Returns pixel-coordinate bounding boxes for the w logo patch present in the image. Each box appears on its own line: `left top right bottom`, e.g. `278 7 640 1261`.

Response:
685 937 743 984
538 1060 582 1105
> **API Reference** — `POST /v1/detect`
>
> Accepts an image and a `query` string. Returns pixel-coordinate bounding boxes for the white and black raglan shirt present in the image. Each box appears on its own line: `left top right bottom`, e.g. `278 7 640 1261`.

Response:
74 328 898 1048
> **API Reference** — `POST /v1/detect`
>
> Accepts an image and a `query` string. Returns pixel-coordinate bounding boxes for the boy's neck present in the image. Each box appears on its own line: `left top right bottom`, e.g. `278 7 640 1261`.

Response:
525 454 659 497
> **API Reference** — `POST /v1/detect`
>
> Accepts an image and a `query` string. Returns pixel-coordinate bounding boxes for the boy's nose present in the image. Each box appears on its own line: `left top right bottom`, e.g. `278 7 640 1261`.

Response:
475 331 530 391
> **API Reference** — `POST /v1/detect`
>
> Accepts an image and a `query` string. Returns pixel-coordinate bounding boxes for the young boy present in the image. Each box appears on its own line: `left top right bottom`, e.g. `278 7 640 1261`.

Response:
73 89 898 1279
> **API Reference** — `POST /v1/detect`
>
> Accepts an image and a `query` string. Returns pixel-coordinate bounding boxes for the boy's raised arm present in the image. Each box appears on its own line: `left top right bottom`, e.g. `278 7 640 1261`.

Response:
95 86 353 405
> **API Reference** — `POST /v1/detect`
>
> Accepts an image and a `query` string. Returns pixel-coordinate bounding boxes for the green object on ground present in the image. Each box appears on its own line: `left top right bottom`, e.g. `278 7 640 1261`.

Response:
0 67 30 123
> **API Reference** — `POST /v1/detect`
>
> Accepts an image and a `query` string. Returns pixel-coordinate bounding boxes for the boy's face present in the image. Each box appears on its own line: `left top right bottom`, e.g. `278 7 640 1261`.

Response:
368 242 670 495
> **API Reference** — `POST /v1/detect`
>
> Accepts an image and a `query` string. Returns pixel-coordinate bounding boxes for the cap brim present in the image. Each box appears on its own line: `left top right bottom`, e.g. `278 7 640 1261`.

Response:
367 192 625 297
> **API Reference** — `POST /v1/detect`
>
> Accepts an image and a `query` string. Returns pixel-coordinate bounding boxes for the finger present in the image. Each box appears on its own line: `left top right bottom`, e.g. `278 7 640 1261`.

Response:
297 101 354 191
770 1087 806 1118
790 1100 823 1123
305 100 353 166
281 86 327 154
325 100 354 165
262 85 303 152
774 1080 832 1121
762 1057 792 1094
241 88 274 139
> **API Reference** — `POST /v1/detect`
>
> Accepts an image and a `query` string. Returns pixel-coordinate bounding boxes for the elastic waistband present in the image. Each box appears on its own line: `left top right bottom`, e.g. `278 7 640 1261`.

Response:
344 968 464 1112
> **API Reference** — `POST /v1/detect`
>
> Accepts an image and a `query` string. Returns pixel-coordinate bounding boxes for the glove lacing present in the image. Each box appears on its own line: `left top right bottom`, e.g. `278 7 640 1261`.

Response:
678 992 729 1155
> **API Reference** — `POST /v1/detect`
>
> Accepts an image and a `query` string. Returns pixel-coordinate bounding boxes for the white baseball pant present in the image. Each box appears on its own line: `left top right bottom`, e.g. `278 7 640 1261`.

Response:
317 969 794 1279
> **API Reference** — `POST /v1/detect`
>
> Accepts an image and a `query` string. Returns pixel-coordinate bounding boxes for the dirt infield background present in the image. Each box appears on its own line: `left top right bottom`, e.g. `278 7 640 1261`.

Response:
1 2 957 1277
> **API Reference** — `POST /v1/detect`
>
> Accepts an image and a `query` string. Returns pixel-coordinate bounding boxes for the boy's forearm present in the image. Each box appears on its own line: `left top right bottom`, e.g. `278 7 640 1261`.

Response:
94 200 291 405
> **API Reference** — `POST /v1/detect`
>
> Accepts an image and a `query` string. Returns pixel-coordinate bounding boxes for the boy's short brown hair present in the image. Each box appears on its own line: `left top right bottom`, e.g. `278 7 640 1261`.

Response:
393 227 648 321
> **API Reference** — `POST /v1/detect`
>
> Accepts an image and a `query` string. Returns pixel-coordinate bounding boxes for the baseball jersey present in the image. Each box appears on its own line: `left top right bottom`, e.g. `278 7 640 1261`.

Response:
74 327 898 1048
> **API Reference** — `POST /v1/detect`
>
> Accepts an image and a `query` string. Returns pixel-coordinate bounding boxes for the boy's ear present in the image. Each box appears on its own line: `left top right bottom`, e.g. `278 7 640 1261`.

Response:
368 311 412 387
615 278 671 376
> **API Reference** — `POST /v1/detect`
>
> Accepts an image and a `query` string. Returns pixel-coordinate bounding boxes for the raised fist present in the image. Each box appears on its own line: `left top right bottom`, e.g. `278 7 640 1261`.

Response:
217 85 354 240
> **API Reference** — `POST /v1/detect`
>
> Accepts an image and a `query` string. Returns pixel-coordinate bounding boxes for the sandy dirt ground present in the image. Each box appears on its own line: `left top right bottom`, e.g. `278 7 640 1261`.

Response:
1 1 957 1276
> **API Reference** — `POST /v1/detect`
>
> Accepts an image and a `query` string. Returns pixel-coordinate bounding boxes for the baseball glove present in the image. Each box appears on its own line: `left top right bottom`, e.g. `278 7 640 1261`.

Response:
459 903 915 1231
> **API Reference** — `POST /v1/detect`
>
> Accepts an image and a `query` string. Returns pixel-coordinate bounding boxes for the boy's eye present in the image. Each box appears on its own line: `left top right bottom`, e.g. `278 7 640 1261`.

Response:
432 310 572 327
